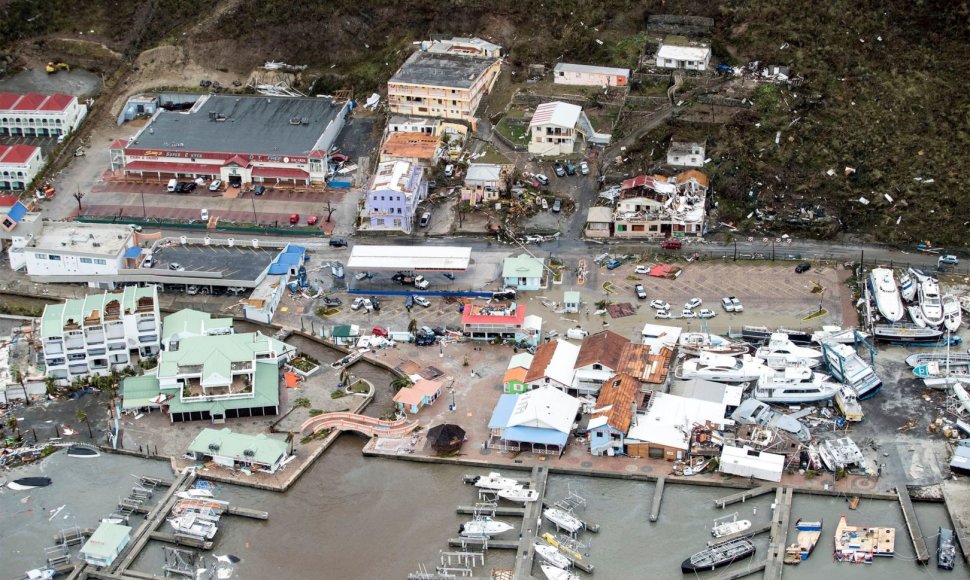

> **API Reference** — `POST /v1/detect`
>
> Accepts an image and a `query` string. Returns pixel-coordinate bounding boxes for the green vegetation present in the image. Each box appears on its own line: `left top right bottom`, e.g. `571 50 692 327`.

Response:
293 397 311 408
300 427 332 445
494 117 529 147
308 409 323 417
0 302 43 317
330 389 347 399
289 357 318 373
348 380 369 394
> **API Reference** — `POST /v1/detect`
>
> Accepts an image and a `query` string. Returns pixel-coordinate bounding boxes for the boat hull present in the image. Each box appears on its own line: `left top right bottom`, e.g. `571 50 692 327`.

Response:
7 477 52 490
681 542 755 573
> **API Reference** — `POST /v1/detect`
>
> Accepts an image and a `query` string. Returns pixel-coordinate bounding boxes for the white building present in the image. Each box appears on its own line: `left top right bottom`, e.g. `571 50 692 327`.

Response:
464 163 507 203
571 330 630 396
10 222 136 287
667 140 706 168
641 323 683 354
41 286 161 384
656 37 711 71
528 101 610 157
553 63 630 87
625 392 728 461
524 339 579 391
0 144 44 190
0 92 87 136
423 37 504 59
719 444 785 482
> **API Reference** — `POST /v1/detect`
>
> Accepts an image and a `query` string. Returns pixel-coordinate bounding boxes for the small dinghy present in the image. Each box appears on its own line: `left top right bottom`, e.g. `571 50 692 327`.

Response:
8 477 52 490
66 445 100 458
497 486 540 503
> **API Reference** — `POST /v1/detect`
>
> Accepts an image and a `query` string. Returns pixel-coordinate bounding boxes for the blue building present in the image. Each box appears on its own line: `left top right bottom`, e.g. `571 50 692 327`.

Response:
588 374 639 456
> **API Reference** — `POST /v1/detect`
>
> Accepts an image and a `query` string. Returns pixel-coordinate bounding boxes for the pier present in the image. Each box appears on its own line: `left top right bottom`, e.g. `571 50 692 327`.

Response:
762 486 792 580
713 485 776 509
149 531 214 550
447 537 518 550
711 560 767 580
649 476 665 522
896 487 930 564
942 481 970 565
456 505 526 517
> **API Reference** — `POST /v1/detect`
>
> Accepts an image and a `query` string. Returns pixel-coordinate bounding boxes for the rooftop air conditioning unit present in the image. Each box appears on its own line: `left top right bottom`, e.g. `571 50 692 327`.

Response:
243 449 255 457
208 443 220 451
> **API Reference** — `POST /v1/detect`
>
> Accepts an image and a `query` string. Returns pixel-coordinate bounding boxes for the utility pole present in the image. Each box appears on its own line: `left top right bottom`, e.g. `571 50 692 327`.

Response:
141 191 147 218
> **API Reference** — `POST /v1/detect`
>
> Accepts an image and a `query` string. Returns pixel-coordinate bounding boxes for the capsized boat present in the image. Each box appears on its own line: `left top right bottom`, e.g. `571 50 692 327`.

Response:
711 513 752 538
459 517 514 537
869 268 904 322
937 527 956 570
681 538 756 572
534 542 571 569
66 445 100 458
674 352 768 383
540 564 580 580
468 472 522 491
497 486 540 503
755 333 823 369
168 514 218 539
751 366 839 404
943 294 962 333
899 270 916 302
784 518 823 564
542 507 584 534
7 477 52 490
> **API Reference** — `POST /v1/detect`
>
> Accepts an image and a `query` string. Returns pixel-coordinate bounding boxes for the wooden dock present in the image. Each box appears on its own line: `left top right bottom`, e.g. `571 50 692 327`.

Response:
714 485 776 509
711 560 767 580
456 505 526 517
226 505 270 520
706 522 772 546
512 466 549 578
762 487 792 580
942 482 970 564
447 537 518 550
149 531 214 550
649 476 665 522
896 487 930 564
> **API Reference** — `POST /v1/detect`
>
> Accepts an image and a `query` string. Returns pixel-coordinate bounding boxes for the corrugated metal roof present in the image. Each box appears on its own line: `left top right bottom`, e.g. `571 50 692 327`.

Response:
529 101 582 128
554 62 629 77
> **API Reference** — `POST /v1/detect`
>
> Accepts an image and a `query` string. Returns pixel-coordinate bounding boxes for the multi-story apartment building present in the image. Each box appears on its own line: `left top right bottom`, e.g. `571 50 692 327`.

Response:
0 92 87 136
387 51 501 126
41 286 161 384
0 144 44 190
360 161 427 233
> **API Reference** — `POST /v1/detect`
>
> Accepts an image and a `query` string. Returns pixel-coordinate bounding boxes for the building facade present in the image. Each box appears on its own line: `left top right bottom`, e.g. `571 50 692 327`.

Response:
656 37 711 71
10 223 136 286
361 161 427 233
461 302 529 341
41 286 161 384
502 254 545 291
528 101 581 156
0 144 44 190
0 92 87 136
187 428 290 474
553 63 629 87
667 140 706 167
387 51 501 124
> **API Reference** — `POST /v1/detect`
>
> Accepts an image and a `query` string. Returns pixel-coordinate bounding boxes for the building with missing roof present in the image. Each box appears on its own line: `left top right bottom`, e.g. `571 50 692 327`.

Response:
109 94 351 187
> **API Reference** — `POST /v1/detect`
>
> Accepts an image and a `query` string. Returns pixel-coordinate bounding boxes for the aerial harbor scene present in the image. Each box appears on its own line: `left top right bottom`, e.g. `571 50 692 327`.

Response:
0 2 968 579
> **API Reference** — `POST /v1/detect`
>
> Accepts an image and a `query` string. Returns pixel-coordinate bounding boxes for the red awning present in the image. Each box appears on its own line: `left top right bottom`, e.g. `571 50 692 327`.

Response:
251 166 310 179
124 161 220 175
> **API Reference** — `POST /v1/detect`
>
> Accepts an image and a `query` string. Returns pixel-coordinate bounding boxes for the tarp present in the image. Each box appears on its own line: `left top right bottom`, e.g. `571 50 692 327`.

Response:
124 246 143 258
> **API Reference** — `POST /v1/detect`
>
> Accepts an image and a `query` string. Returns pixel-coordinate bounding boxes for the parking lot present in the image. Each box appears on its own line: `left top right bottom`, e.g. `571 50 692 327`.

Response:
147 243 280 281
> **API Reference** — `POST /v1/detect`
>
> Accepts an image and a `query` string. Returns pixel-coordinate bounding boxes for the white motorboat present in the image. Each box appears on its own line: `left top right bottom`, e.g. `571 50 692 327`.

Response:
497 486 540 503
674 352 768 383
906 351 970 368
810 326 868 345
543 507 584 534
712 513 752 538
176 489 215 500
460 517 514 537
677 332 749 357
751 367 839 404
755 333 823 369
534 542 571 569
470 472 522 491
822 343 881 399
917 275 945 327
907 305 928 328
899 270 916 302
168 514 218 539
835 385 864 422
943 294 962 332
869 268 904 322
540 564 580 580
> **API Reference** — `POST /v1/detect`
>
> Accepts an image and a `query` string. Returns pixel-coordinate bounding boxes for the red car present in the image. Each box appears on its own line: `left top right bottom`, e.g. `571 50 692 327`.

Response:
331 153 350 163
372 326 389 338
307 215 318 226
289 213 300 224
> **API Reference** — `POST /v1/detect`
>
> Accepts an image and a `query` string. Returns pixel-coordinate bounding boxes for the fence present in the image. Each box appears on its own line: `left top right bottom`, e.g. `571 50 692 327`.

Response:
75 216 327 237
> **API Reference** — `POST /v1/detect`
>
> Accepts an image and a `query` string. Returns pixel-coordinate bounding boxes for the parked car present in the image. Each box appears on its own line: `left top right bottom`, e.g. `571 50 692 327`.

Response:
141 255 155 268
939 255 959 266
186 285 199 295
289 213 300 224
535 174 550 186
606 258 623 270
635 265 649 274
565 162 576 176
405 295 415 309
354 271 372 281
552 198 562 213
579 161 589 175
372 326 389 338
660 238 682 250
413 296 431 308
699 309 717 319
369 296 381 311
419 211 431 227
554 163 565 177
329 238 348 248
650 300 670 311
321 296 342 307
253 185 266 196
681 308 697 319
655 310 672 319
567 328 589 340
307 215 318 226
169 263 184 271
415 334 436 346
721 297 736 312
351 297 365 311
634 284 647 300
730 297 744 312
795 262 811 273
208 179 222 192
685 297 702 309
492 288 517 300
200 208 209 221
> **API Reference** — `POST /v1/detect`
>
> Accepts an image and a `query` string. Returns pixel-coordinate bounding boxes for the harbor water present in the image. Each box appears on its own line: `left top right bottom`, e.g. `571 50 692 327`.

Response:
5 437 964 579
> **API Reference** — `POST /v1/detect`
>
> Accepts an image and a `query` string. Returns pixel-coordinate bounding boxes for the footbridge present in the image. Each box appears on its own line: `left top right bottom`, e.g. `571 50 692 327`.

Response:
300 412 419 438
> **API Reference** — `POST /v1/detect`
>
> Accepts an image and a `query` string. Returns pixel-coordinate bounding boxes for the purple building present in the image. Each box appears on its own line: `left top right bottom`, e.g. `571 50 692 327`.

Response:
360 161 427 233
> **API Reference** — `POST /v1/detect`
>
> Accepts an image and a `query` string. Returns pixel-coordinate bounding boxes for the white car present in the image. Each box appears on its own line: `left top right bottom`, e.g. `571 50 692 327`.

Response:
580 161 590 175
351 297 365 311
654 310 672 319
699 309 717 319
721 297 735 312
730 297 744 312
208 179 222 192
413 296 431 308
685 297 702 309
681 308 697 319
650 300 670 311
635 265 649 274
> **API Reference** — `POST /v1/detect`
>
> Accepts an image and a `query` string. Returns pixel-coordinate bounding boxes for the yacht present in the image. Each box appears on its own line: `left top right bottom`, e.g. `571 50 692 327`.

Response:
751 367 839 404
822 343 881 398
916 274 945 327
674 352 768 383
677 332 749 357
497 487 540 503
811 326 868 345
459 517 514 537
755 333 823 369
167 514 218 539
899 270 916 302
742 326 813 345
869 268 904 322
942 294 962 332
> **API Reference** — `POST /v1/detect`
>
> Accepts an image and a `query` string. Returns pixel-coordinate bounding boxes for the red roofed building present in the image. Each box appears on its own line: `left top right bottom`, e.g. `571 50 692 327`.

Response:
0 144 44 190
462 302 539 343
0 93 86 137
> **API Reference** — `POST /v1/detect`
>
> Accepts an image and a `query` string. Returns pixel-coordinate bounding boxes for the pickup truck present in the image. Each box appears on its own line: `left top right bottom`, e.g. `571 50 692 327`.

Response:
392 273 429 289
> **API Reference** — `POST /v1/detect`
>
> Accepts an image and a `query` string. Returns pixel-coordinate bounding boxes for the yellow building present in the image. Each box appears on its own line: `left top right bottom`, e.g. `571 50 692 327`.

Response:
387 51 501 126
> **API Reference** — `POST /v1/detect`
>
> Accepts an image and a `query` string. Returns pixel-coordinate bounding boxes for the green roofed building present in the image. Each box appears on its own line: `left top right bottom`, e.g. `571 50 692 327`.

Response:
187 427 290 474
80 521 132 566
161 308 233 350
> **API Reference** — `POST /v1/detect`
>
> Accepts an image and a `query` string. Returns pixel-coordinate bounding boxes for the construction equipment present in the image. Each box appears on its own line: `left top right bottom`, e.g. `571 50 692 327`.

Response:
46 61 70 74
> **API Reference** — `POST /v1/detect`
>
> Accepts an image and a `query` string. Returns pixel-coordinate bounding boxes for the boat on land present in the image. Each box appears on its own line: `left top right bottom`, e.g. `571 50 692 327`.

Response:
943 294 962 332
822 343 881 399
834 385 864 422
899 270 916 302
543 507 584 534
497 486 540 503
467 472 522 491
784 519 823 565
819 437 867 472
330 350 363 370
869 268 905 322
751 366 839 404
7 477 52 490
711 513 752 538
873 323 944 343
681 538 756 573
540 564 580 580
755 333 823 369
459 517 514 537
168 514 218 539
937 527 956 570
834 514 895 563
916 273 945 327
914 360 970 379
742 325 813 346
66 445 100 458
672 457 710 476
811 326 869 345
906 351 970 367
674 352 768 383
677 332 750 357
534 542 571 569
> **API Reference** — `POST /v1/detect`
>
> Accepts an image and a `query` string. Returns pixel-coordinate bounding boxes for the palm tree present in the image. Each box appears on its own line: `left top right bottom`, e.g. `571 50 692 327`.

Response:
390 375 412 392
339 368 350 387
76 409 93 439
7 416 20 438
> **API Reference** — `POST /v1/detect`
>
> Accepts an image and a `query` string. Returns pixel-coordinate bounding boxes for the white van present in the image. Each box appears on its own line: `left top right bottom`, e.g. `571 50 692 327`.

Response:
566 328 590 340
167 179 177 192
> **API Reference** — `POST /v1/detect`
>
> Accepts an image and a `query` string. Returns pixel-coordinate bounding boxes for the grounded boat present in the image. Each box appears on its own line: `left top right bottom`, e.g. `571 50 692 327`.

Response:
914 360 970 379
899 270 916 302
681 538 756 573
822 343 881 398
751 367 839 404
66 446 100 458
755 333 823 369
731 399 811 442
168 514 218 539
497 486 540 503
542 507 584 534
869 268 905 322
741 326 813 346
937 527 956 570
811 326 869 345
907 304 929 328
468 472 522 491
7 477 52 490
672 457 710 476
534 542 571 569
459 517 514 537
711 513 752 538
819 438 867 472
835 385 864 422
873 323 944 343
540 564 580 580
906 351 970 368
943 294 962 332
917 274 945 327
677 332 750 357
674 352 768 383
834 514 895 563
784 519 823 565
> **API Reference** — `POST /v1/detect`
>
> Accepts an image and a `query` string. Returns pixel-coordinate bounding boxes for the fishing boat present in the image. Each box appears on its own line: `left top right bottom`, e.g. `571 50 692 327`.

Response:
916 274 945 327
811 326 869 345
534 542 571 569
755 333 823 369
497 486 540 503
681 538 756 573
172 498 229 515
467 472 522 491
943 294 962 332
674 352 768 383
783 519 823 564
540 564 580 580
906 351 970 368
176 488 215 500
822 343 881 398
899 270 916 302
543 507 584 534
168 514 218 539
873 323 944 343
677 332 750 357
834 514 895 563
751 367 839 404
741 326 813 346
7 477 52 490
834 385 864 422
869 268 905 322
937 527 956 570
66 445 100 458
711 513 752 538
459 517 514 537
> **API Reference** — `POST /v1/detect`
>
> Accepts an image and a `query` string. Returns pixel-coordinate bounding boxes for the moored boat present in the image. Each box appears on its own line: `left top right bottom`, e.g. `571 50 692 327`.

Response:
7 477 52 490
167 513 218 539
783 518 823 564
711 513 752 538
497 486 540 503
467 472 522 491
681 538 756 573
66 445 100 458
459 517 514 537
540 565 580 580
542 507 584 534
534 542 571 569
937 527 956 570
176 488 215 500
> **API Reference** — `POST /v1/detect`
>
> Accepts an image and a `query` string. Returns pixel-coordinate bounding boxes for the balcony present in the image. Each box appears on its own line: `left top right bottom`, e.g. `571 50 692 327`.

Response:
46 358 66 367
68 364 89 376
108 342 126 352
65 339 85 351
139 334 158 344
136 320 156 332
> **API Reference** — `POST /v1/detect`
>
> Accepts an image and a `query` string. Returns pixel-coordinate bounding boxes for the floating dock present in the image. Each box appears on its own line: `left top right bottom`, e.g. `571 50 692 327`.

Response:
226 505 270 520
456 505 525 517
763 486 792 580
714 485 776 509
447 537 518 550
649 476 665 522
896 487 929 564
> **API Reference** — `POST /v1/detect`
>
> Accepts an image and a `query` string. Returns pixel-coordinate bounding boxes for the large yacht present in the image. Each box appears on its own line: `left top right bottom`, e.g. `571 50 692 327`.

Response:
674 352 767 383
755 333 823 369
868 268 904 322
822 343 881 399
751 366 839 404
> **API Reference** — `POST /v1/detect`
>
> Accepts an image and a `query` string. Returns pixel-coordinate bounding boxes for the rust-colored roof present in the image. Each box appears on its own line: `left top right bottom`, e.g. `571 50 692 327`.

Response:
618 343 649 379
674 169 709 188
644 346 674 384
525 341 558 383
381 132 441 160
503 367 527 384
575 330 629 371
592 373 640 432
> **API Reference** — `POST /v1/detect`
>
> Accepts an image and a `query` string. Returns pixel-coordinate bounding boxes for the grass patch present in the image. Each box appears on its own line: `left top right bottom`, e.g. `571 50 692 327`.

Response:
330 390 347 400
289 357 319 373
300 428 332 445
495 116 530 147
476 144 512 165
348 380 369 394
315 306 341 317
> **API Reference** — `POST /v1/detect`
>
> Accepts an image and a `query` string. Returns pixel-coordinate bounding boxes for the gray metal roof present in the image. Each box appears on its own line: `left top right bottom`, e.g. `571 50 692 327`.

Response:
131 95 345 156
390 52 496 89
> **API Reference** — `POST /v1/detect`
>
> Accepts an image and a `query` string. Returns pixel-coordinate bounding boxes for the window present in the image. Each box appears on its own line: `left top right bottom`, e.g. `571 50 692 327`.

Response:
49 255 61 261
34 253 47 259
94 259 107 265
592 364 603 371
80 257 93 264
